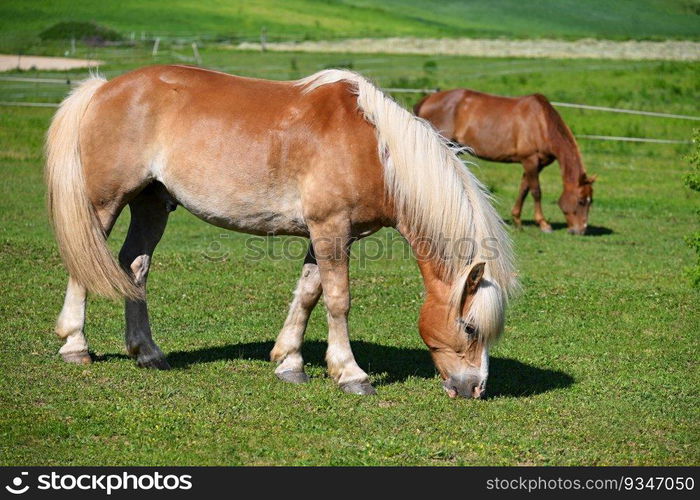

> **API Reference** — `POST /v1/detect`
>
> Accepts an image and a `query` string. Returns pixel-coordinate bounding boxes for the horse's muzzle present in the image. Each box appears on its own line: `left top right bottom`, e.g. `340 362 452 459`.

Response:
443 375 485 399
568 225 587 235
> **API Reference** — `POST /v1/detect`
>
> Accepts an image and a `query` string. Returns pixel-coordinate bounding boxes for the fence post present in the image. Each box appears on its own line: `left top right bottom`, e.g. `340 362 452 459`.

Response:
260 26 267 52
152 37 160 57
192 42 202 65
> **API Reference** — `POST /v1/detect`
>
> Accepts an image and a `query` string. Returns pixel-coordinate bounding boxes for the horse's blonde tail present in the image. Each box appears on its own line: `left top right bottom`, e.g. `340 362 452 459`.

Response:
45 77 141 300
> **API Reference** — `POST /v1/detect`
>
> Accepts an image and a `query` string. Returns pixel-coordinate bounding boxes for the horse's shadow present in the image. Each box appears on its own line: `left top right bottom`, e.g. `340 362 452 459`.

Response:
516 220 613 236
100 340 574 398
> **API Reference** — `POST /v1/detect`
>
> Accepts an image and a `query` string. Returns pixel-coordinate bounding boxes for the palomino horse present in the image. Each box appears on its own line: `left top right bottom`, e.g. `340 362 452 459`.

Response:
46 65 516 398
414 89 596 234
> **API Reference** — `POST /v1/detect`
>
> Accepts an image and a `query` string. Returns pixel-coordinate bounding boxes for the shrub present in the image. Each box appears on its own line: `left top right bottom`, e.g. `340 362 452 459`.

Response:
322 60 353 70
39 21 123 42
684 129 700 286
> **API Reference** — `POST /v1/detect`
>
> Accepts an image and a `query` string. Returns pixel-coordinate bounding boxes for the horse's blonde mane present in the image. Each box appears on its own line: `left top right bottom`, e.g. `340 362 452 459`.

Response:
297 70 518 344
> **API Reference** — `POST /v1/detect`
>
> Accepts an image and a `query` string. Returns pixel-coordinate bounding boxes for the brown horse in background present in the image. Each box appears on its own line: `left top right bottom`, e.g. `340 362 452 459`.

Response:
415 89 595 234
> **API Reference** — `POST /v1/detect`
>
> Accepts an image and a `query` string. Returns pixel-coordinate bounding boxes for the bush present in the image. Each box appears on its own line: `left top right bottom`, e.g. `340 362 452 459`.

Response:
684 129 700 286
322 60 353 70
39 21 123 42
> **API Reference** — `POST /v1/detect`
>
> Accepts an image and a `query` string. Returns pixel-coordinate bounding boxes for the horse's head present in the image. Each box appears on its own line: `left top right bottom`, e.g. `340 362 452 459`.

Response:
558 174 596 235
418 261 505 399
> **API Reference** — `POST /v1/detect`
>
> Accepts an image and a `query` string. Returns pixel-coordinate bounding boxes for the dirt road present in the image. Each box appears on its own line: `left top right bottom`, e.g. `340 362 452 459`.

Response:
234 37 700 61
0 54 103 72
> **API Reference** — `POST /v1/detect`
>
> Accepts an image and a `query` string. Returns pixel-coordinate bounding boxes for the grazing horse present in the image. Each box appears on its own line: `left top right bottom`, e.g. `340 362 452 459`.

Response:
414 89 595 234
46 65 517 398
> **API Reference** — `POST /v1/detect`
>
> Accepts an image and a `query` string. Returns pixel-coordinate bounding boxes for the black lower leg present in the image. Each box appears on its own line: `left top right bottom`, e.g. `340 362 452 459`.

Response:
118 184 172 370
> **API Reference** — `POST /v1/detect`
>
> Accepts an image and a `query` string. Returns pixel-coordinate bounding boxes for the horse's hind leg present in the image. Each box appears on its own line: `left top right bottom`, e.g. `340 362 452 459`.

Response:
55 206 123 364
270 246 321 384
118 185 172 370
55 278 90 364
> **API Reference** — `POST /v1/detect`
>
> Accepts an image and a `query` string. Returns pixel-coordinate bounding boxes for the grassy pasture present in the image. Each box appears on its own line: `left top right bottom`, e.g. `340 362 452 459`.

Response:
0 48 699 465
1 0 699 53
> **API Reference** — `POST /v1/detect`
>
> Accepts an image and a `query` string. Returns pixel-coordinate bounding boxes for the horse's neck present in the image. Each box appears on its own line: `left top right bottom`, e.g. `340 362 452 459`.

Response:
397 223 448 292
556 141 586 187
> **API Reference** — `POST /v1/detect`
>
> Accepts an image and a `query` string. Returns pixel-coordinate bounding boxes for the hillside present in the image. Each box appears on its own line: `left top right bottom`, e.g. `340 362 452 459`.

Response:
1 0 698 47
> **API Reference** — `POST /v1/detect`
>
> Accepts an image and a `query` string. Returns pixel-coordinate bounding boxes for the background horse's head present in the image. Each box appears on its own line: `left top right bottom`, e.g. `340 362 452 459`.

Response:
558 173 596 235
417 260 505 399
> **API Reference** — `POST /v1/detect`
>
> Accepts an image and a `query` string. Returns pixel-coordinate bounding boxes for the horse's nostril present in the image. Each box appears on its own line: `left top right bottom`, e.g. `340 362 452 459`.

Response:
444 376 482 399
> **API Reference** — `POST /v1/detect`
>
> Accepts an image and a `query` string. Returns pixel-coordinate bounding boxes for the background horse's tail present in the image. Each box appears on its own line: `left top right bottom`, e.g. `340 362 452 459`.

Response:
45 76 141 300
298 70 517 343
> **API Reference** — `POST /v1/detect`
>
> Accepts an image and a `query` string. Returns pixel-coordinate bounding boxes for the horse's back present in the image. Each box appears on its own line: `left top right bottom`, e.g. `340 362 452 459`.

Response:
78 65 386 236
419 88 552 163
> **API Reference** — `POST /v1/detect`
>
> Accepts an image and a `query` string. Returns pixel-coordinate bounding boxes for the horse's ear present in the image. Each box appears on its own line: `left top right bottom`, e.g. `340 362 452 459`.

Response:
457 262 485 314
587 174 597 184
466 262 485 294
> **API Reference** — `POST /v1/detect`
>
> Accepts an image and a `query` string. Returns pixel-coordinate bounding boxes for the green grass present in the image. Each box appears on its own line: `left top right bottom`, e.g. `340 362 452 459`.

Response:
0 51 699 465
1 0 699 53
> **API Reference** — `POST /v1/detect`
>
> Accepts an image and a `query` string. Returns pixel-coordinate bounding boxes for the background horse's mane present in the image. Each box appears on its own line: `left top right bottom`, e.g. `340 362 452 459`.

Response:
534 94 588 183
297 70 518 343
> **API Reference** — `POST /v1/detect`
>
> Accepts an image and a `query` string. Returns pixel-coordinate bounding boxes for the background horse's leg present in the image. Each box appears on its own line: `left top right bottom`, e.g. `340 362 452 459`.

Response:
523 156 553 233
55 278 90 364
511 172 530 229
310 221 375 395
118 187 171 370
270 246 321 384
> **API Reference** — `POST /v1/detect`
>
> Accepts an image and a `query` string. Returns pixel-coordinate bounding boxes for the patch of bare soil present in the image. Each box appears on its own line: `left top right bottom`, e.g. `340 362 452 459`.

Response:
0 54 102 72
234 37 700 61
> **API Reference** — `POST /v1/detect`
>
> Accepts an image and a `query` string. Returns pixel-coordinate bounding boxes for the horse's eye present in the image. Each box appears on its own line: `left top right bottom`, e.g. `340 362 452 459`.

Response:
457 318 477 338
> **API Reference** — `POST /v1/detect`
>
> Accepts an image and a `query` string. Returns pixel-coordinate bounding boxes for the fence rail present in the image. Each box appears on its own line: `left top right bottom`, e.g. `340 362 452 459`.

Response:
577 134 691 144
550 102 700 121
1 78 695 144
0 101 58 107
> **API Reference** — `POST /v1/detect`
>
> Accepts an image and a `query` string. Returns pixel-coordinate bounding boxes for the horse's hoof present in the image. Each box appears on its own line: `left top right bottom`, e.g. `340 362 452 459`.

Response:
137 356 171 370
61 350 92 365
540 224 553 233
340 381 377 395
276 370 310 384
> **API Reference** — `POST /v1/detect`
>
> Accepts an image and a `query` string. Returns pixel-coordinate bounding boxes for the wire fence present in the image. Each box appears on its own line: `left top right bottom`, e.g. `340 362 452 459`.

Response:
0 37 696 145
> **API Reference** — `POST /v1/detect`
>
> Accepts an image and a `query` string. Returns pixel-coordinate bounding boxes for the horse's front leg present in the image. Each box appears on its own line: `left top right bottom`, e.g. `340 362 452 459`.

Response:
310 220 375 395
511 172 529 229
523 157 552 233
270 246 322 384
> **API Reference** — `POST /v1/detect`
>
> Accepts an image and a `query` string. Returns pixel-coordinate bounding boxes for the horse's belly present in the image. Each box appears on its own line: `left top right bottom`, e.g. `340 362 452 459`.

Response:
184 194 307 236
161 171 308 236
